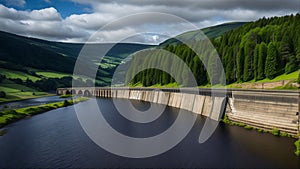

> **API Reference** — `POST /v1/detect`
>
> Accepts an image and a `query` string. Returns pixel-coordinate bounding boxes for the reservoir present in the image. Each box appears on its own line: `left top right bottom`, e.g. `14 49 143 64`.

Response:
0 98 299 168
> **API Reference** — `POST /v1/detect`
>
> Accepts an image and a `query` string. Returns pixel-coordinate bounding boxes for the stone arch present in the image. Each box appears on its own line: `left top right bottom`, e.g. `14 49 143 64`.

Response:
56 90 62 95
65 90 71 95
71 89 76 95
84 90 91 97
78 90 83 95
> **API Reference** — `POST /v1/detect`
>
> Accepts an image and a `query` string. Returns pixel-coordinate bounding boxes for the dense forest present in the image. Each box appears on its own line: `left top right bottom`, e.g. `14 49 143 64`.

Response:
127 14 300 86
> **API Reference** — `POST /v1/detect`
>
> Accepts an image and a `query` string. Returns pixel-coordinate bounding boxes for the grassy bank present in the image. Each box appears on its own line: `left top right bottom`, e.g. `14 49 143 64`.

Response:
129 71 298 89
222 115 294 137
59 94 74 98
0 97 88 129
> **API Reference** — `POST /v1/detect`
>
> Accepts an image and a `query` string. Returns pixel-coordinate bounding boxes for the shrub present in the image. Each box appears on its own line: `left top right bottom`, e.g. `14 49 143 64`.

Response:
280 132 288 137
244 125 253 130
272 129 280 136
222 115 231 124
235 122 246 127
294 140 300 156
63 100 69 106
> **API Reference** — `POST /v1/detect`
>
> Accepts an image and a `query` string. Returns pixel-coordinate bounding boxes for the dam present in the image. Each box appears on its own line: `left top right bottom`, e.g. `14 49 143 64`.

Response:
57 87 299 136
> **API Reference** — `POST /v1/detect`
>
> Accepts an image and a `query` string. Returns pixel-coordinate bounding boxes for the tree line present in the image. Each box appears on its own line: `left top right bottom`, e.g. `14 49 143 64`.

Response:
127 14 300 86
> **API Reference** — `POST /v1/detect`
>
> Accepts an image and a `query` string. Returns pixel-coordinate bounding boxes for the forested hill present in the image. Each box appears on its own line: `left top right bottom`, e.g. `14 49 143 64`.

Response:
160 22 246 46
213 14 300 84
127 14 300 86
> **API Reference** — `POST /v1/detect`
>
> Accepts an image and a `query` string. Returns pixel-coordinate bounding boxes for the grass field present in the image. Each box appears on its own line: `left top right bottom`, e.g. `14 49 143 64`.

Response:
36 71 72 78
0 68 40 82
199 71 299 89
36 71 98 83
150 82 179 88
1 80 37 92
0 79 50 103
245 71 298 83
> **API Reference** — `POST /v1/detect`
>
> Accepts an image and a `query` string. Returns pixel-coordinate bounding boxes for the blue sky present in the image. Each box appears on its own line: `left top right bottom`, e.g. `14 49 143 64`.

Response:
0 0 298 43
0 0 92 18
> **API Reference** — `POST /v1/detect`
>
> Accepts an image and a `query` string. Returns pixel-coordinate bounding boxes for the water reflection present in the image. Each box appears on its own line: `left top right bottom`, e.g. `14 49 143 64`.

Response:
0 98 298 168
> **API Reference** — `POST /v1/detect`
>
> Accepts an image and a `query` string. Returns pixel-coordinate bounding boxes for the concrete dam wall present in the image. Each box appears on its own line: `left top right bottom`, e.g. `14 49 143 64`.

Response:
57 88 299 136
228 90 299 135
111 89 226 122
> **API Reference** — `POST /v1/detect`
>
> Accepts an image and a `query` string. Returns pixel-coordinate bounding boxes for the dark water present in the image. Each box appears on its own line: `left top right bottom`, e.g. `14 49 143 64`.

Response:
0 98 299 168
0 96 67 111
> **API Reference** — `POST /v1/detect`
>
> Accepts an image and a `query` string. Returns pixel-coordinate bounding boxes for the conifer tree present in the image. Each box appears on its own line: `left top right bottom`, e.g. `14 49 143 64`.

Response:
265 42 278 79
253 44 259 80
257 42 267 80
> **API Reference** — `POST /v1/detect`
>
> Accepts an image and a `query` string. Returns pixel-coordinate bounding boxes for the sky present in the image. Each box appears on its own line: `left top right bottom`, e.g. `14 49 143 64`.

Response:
0 0 299 44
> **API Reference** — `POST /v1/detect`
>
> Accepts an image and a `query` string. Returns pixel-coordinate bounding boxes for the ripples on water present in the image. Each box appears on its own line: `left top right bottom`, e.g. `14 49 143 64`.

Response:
0 98 299 168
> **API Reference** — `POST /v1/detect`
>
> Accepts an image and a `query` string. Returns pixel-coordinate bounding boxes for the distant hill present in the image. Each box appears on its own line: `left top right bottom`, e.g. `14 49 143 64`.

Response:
0 31 153 73
159 22 246 46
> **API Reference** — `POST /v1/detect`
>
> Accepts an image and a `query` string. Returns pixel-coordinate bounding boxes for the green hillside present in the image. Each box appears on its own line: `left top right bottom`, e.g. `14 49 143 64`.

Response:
0 31 153 74
127 14 300 87
0 31 153 102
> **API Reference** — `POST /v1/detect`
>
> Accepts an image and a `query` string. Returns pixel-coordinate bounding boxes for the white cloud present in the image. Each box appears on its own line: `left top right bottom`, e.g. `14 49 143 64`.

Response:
0 0 298 43
88 27 137 43
0 5 88 42
0 5 61 21
65 13 115 30
72 0 300 12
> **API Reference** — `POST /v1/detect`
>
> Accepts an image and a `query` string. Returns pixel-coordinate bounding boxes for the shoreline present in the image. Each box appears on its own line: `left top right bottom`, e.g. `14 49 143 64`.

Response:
0 93 56 104
0 97 88 132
